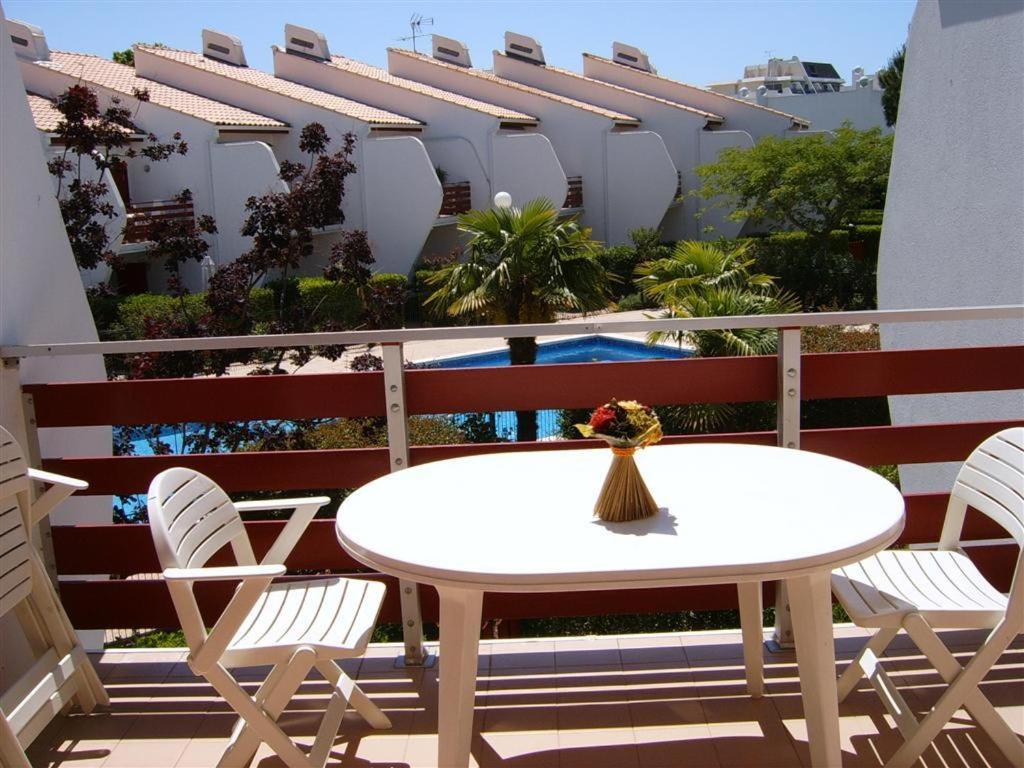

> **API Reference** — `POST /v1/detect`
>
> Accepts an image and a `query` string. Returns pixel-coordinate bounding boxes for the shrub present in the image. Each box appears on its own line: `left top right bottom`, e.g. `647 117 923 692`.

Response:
596 228 673 301
746 225 880 311
117 292 208 339
366 273 408 328
262 277 362 329
616 292 654 312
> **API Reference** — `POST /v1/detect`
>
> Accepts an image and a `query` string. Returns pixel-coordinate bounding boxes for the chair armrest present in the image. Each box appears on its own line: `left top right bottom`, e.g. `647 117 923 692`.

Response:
27 468 89 525
28 467 90 491
234 496 330 567
164 564 286 582
234 497 330 514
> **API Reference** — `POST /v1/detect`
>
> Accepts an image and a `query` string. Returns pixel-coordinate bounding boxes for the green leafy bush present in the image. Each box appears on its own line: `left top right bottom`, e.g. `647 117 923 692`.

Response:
616 292 653 312
117 293 208 339
746 225 880 311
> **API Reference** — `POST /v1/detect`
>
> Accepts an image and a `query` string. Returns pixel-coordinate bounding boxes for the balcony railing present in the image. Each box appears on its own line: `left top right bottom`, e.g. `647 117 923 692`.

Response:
2 306 1022 662
563 176 583 209
122 198 195 244
439 181 472 217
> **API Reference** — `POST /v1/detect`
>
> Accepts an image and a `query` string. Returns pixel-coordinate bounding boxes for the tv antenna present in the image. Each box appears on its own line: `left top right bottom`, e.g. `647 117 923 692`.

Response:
399 13 434 53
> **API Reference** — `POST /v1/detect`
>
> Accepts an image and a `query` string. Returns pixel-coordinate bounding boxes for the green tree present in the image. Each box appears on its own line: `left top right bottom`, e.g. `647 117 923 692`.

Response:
112 43 165 67
425 198 610 441
878 43 906 127
636 240 800 431
696 124 893 244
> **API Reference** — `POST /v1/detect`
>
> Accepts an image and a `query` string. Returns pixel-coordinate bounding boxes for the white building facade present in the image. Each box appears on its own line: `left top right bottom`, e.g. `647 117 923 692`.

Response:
273 25 568 262
133 34 443 276
387 36 678 246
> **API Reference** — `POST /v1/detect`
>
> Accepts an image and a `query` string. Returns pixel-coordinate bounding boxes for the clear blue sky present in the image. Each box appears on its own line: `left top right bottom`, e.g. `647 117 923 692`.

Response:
6 1 914 86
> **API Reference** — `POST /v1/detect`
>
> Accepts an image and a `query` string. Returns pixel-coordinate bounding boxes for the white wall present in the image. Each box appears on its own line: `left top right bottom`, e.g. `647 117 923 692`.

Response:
606 131 677 244
363 135 442 273
583 54 799 138
0 3 110 658
878 0 1024 493
495 53 708 239
210 141 287 266
386 51 675 245
696 130 755 238
756 87 887 133
275 48 498 210
492 132 567 211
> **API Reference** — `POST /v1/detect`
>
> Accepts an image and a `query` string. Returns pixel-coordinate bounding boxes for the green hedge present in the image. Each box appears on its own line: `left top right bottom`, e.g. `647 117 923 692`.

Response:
746 225 880 311
94 276 375 340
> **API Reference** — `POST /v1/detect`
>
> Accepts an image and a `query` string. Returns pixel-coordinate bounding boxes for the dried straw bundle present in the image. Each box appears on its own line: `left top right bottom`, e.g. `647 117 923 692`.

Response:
594 446 659 522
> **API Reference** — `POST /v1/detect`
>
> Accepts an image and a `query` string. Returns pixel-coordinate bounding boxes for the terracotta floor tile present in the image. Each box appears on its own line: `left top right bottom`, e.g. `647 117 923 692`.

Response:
480 729 561 767
101 736 189 767
633 723 719 768
558 727 639 768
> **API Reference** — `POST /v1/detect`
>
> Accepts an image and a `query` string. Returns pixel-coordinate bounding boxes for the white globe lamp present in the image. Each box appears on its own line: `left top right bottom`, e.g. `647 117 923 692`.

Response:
493 191 513 210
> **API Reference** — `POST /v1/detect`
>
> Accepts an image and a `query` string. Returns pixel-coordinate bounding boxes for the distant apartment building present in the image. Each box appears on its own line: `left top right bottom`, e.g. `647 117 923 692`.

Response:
706 56 888 133
492 33 723 240
10 19 290 293
273 25 568 260
387 36 679 246
132 31 442 275
580 43 810 236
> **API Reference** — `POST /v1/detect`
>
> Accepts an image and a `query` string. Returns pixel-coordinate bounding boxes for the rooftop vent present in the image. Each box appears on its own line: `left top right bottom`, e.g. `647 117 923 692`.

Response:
432 34 471 68
612 42 653 73
6 19 49 61
504 31 545 65
202 29 247 66
284 23 330 61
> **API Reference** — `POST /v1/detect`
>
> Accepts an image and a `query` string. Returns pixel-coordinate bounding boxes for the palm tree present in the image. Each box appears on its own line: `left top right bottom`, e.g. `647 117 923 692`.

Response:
425 198 610 441
635 239 800 431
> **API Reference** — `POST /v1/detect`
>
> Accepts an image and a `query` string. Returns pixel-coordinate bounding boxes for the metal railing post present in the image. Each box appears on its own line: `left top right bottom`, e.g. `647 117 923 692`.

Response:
381 343 428 666
771 328 801 649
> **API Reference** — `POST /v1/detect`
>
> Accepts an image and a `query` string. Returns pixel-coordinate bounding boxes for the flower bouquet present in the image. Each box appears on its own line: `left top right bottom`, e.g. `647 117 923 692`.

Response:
576 399 663 522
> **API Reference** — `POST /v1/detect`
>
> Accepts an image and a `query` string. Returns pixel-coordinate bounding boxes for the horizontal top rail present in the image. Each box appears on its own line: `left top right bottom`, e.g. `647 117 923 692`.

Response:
1 305 1021 359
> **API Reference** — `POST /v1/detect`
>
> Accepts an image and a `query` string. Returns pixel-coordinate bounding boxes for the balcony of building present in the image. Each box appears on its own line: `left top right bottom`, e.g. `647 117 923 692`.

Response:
2 306 1022 768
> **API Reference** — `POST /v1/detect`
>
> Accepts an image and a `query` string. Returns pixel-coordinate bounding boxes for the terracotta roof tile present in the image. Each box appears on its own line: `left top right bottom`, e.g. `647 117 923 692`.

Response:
26 92 63 132
26 91 139 135
34 51 287 128
494 52 722 122
583 53 811 127
138 46 421 127
391 48 640 124
323 54 537 123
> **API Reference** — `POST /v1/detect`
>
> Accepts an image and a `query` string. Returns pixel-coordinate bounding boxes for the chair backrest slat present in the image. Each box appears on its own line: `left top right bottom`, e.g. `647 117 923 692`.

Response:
0 428 32 617
148 468 254 571
951 428 1024 546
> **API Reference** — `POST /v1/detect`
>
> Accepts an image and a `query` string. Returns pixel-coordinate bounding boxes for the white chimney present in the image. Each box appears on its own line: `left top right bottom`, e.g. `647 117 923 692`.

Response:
6 19 49 61
432 34 472 67
504 31 545 65
612 41 653 73
202 29 247 66
284 23 330 61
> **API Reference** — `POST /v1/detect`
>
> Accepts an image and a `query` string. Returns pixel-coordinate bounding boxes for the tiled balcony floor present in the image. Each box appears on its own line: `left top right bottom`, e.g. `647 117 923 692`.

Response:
27 626 1023 768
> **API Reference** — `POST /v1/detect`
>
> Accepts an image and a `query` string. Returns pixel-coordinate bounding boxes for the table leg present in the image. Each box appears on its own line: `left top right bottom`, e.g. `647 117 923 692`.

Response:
437 587 483 768
787 572 841 768
737 581 765 697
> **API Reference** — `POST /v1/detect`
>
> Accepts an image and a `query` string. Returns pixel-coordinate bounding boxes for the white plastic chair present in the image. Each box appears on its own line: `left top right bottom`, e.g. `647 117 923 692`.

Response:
831 427 1024 767
0 426 108 768
147 467 391 768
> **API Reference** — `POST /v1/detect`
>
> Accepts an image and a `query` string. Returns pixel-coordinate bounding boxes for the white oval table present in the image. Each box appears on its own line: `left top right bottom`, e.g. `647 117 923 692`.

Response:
337 443 905 767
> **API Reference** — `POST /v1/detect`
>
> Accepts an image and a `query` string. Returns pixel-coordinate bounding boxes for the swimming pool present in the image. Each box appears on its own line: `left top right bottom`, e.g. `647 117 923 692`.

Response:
424 334 687 368
425 335 689 439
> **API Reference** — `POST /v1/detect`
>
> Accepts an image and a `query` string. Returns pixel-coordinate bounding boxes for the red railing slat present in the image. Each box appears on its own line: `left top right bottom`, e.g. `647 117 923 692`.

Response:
26 371 385 427
405 355 776 414
803 345 1024 399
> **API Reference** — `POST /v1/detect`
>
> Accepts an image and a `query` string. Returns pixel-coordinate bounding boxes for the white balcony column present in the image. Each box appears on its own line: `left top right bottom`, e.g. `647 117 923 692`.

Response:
771 327 801 649
381 342 428 666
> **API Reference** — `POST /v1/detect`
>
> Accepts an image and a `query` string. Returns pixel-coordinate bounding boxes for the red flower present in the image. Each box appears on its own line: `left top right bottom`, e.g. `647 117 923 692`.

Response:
588 406 617 433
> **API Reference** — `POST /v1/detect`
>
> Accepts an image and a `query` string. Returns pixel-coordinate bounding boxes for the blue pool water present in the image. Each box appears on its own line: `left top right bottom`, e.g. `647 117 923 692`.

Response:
425 335 687 369
426 335 689 439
